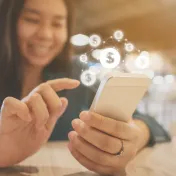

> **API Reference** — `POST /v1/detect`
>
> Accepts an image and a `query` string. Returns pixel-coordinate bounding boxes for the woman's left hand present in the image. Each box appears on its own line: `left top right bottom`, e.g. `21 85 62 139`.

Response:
68 111 149 175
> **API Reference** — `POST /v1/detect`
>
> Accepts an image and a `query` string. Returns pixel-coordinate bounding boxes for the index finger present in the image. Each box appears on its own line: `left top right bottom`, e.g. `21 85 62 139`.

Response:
46 78 80 92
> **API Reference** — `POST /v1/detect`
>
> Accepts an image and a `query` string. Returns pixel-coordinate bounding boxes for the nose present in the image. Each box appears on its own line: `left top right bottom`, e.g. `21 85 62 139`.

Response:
36 23 53 41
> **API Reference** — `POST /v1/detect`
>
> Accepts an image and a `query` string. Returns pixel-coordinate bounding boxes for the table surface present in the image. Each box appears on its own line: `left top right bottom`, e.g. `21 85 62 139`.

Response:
0 138 176 176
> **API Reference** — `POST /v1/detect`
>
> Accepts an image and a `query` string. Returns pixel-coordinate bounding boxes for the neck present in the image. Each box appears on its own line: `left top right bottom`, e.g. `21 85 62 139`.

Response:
21 64 44 98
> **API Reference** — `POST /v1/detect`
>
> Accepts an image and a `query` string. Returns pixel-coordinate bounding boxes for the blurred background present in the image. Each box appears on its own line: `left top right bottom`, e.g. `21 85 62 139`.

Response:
70 0 176 134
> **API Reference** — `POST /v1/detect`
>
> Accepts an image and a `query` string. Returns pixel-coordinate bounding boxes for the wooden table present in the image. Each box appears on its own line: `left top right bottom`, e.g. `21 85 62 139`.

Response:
0 138 176 176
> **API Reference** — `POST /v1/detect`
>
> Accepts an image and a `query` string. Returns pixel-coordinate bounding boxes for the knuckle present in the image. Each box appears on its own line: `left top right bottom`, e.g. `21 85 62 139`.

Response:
51 100 62 115
113 122 125 136
119 122 125 132
28 93 41 105
109 139 121 154
39 82 50 91
94 153 105 164
31 93 41 100
102 137 119 154
3 97 13 106
20 103 29 113
98 115 105 129
100 137 111 152
55 99 62 109
80 124 88 136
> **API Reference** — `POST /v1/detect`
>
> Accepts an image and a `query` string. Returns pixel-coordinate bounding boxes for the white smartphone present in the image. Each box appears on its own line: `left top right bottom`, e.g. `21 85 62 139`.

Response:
90 72 151 122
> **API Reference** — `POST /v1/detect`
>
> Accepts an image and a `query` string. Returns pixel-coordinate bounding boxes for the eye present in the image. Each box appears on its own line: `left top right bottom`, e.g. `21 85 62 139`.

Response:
52 22 63 28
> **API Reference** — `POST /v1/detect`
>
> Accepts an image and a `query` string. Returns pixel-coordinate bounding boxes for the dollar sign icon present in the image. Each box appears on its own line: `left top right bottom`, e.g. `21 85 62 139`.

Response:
93 37 97 44
81 70 96 87
89 35 101 47
106 52 114 64
100 48 121 69
86 73 91 83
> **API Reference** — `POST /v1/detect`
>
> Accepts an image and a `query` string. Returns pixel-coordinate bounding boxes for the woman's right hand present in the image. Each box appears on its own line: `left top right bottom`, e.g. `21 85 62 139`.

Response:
0 78 80 167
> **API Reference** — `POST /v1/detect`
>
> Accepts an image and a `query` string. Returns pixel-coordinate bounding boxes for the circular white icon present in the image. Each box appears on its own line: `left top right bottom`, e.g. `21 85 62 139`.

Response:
80 54 88 63
100 48 121 69
80 70 97 87
113 30 124 41
89 35 102 48
125 43 135 52
135 55 150 69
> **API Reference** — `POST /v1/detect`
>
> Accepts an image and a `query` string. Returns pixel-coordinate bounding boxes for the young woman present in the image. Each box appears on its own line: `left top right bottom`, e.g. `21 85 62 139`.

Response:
0 0 171 175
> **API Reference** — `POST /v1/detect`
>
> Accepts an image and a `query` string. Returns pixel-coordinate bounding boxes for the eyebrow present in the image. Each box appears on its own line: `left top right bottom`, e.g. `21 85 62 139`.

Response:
23 7 67 20
23 7 40 15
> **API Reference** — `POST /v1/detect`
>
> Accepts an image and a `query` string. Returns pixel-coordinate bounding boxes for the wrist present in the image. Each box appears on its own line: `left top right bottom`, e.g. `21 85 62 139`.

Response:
133 119 150 151
0 136 19 168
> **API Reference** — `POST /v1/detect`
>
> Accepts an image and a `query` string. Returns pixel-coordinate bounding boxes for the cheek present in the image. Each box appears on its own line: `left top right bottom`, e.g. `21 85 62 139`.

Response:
17 20 36 48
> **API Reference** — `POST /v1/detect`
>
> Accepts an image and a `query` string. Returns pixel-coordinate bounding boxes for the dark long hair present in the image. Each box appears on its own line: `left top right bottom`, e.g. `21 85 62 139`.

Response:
0 0 73 104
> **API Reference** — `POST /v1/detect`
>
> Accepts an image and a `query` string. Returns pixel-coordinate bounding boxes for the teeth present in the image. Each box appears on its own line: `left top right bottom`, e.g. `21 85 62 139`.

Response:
30 45 50 56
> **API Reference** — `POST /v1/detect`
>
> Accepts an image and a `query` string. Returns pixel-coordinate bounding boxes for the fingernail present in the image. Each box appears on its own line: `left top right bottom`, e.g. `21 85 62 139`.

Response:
36 124 43 131
80 111 90 121
71 80 80 85
68 132 75 141
72 119 84 128
72 119 79 128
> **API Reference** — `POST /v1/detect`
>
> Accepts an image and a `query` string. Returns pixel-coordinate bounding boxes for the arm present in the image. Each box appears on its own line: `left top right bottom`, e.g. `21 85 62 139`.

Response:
133 119 150 151
133 111 171 147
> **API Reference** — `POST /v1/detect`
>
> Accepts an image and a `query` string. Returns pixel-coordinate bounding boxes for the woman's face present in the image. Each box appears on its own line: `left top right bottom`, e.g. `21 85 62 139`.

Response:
17 0 68 68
